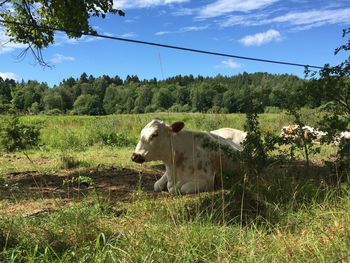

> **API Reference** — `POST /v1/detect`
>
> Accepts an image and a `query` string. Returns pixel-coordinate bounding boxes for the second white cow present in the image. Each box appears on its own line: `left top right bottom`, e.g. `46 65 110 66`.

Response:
210 128 247 150
131 119 241 194
340 131 350 140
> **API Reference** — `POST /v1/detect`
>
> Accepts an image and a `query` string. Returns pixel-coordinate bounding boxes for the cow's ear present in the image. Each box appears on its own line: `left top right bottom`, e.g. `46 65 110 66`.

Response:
170 121 185 133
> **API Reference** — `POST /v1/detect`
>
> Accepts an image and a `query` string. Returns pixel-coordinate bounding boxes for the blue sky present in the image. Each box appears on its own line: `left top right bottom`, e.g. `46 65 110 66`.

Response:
1 0 350 86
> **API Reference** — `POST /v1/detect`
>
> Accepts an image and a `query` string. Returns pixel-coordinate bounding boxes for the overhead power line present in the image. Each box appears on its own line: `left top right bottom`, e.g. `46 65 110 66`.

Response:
0 19 324 69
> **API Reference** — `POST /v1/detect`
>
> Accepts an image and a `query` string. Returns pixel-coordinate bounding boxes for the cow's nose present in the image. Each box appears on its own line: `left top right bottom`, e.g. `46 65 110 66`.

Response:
131 153 145 163
131 152 138 161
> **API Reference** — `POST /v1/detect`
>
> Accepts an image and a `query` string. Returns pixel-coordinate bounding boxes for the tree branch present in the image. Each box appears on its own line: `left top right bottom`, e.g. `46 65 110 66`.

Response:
332 97 350 115
16 44 52 68
0 0 11 7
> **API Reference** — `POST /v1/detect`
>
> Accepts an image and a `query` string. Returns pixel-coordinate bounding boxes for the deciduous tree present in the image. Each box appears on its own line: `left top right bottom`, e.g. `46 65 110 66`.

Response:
0 0 124 65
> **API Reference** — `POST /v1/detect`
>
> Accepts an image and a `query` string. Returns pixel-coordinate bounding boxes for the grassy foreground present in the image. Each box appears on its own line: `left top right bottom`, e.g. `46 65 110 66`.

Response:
0 113 349 262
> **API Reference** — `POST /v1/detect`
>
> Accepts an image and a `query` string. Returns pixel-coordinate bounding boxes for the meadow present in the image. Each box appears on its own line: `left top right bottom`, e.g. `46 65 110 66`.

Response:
0 112 349 262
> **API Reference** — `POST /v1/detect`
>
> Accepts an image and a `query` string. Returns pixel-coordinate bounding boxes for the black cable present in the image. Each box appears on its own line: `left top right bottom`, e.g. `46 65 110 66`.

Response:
0 19 324 69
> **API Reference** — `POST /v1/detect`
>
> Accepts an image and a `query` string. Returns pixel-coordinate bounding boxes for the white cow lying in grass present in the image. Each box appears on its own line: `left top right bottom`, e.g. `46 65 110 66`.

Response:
334 131 350 144
210 128 247 150
131 119 241 194
340 131 350 140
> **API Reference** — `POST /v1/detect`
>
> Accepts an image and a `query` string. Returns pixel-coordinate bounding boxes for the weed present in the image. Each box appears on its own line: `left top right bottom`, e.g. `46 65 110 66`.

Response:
99 131 134 147
60 155 80 169
63 175 94 187
0 177 19 192
0 115 41 152
59 152 90 169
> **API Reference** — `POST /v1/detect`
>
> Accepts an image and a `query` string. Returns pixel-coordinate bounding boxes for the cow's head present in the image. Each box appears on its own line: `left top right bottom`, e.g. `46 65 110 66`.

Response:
131 119 185 163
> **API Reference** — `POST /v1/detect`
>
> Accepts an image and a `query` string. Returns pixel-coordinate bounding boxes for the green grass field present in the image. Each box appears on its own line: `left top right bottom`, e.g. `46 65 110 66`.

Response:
0 113 349 262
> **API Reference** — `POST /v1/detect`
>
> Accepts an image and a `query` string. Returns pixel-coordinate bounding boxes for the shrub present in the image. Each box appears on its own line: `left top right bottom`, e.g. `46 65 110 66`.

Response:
73 94 104 115
241 111 268 174
168 104 183 112
336 138 350 174
207 106 221 113
99 131 134 147
0 102 11 114
144 105 157 113
45 108 62 115
0 115 41 152
264 106 282 113
60 154 81 169
60 151 91 169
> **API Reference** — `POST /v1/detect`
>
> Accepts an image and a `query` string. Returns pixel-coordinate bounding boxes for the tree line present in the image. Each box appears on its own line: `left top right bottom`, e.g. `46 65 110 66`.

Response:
0 72 307 115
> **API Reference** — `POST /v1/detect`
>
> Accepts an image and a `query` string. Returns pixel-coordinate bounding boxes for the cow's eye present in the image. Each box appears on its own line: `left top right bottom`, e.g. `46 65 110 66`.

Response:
150 132 158 139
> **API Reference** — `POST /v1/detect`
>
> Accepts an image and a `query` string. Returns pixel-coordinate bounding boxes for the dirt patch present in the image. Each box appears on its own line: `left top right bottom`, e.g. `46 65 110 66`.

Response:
0 165 166 216
1 199 67 217
0 160 337 217
35 157 56 165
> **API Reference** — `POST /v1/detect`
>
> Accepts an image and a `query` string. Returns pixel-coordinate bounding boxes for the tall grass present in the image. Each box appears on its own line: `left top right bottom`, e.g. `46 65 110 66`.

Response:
0 112 349 262
16 112 294 151
1 182 349 262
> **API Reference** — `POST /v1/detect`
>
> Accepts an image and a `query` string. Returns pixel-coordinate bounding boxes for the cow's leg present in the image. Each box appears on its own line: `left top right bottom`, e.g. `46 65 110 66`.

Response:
180 180 214 194
167 181 179 195
154 173 168 192
167 186 176 195
179 182 197 194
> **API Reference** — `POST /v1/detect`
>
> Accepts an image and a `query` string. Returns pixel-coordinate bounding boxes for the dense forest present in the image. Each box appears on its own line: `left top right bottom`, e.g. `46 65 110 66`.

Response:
0 72 307 115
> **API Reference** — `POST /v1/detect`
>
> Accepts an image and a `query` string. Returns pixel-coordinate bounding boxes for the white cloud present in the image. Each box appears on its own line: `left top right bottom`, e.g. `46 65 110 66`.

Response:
92 25 101 31
155 31 170 36
49 54 75 64
271 8 350 30
219 15 248 28
113 0 189 9
239 29 281 46
171 7 194 16
219 13 269 28
54 34 79 46
0 72 20 81
155 25 209 35
102 32 115 37
119 32 136 38
219 7 350 31
54 32 103 46
180 25 209 32
215 59 241 69
158 10 167 16
197 0 278 19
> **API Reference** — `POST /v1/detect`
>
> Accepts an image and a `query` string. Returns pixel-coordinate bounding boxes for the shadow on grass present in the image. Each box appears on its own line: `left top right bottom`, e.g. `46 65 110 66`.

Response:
0 164 165 256
183 160 346 226
0 161 348 260
1 160 347 226
0 165 164 203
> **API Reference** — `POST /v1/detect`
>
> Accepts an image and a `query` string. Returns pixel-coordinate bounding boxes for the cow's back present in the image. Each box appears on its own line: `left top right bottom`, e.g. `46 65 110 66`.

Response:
172 130 241 176
210 128 247 148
